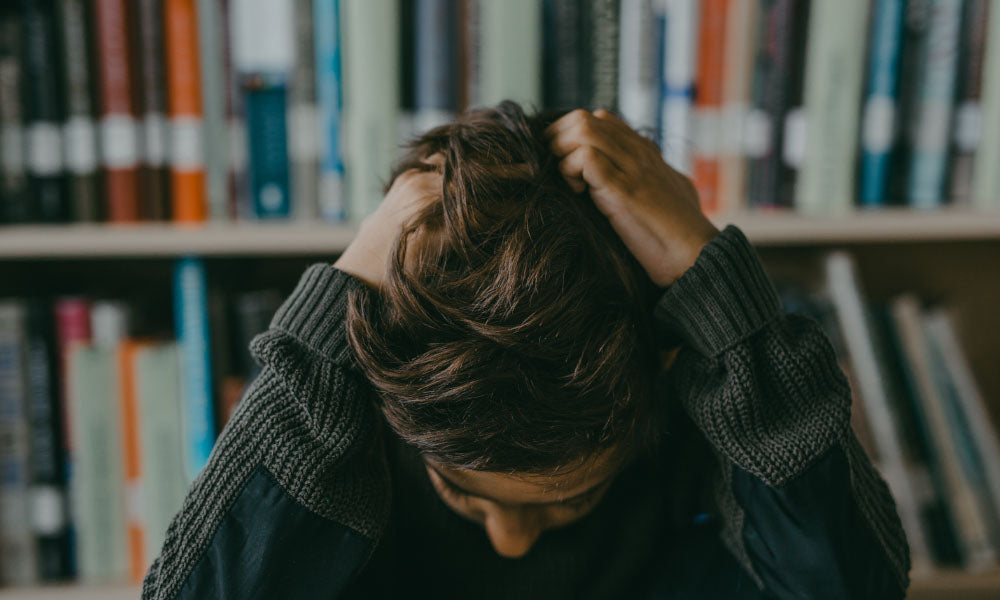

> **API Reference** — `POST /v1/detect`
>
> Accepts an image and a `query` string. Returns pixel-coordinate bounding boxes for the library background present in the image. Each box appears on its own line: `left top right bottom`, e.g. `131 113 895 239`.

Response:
0 0 999 597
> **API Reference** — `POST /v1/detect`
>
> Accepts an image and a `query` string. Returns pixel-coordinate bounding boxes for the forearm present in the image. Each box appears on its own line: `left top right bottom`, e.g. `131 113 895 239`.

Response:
657 226 910 597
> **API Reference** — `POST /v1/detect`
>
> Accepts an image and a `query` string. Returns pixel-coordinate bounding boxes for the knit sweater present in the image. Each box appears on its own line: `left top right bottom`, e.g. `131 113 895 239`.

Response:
141 225 910 599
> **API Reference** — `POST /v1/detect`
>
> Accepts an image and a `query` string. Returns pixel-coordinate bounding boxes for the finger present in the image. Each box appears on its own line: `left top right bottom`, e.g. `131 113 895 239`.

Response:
547 112 634 172
592 108 661 157
557 144 627 197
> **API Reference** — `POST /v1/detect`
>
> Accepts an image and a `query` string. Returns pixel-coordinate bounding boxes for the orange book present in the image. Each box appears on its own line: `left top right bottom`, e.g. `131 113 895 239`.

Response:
164 0 207 222
118 339 148 583
692 0 729 214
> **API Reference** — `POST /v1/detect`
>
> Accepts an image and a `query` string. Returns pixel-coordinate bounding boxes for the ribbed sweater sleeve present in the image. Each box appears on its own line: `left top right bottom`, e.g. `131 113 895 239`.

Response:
142 265 389 600
655 226 910 597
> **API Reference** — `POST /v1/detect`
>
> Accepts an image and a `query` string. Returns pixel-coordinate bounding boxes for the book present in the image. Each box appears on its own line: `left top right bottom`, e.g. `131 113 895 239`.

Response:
414 0 458 133
859 0 906 208
948 0 990 204
907 0 963 209
24 303 71 581
231 0 294 219
22 0 69 223
222 0 250 220
477 0 542 109
197 0 231 221
93 0 141 222
659 0 699 175
66 344 128 582
342 0 400 221
796 0 869 214
174 257 217 481
691 0 727 214
0 10 30 224
583 0 619 111
134 342 187 568
53 298 90 468
134 0 171 221
717 0 757 214
57 0 101 222
972 0 1000 209
117 339 147 583
456 0 481 111
290 0 321 220
824 253 933 571
164 0 208 222
617 0 660 136
542 0 583 110
314 0 346 222
0 302 40 585
891 295 996 570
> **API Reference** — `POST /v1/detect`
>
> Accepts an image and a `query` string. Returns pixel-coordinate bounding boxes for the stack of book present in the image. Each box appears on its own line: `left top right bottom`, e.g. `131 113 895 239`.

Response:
2 0 999 227
0 257 284 586
781 253 1000 575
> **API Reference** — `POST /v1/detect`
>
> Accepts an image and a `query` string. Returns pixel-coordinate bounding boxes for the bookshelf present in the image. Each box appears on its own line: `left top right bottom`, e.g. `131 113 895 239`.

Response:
3 210 1000 259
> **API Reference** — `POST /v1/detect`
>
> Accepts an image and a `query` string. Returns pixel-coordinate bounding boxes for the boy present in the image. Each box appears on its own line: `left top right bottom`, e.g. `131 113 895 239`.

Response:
142 103 909 599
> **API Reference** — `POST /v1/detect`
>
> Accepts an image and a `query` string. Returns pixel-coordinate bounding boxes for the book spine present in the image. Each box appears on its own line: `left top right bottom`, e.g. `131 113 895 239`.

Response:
220 0 248 220
53 299 90 462
477 0 541 109
617 0 659 135
659 0 698 175
716 0 756 214
136 343 187 564
797 0 869 214
691 0 727 214
414 0 457 133
24 304 70 581
118 340 146 583
23 0 69 223
859 0 906 208
134 0 170 222
197 0 230 221
457 0 480 111
0 303 40 584
173 257 217 481
57 0 101 222
94 0 141 222
586 0 620 111
314 0 345 222
164 0 207 222
0 13 30 224
907 0 963 209
972 0 1000 209
947 0 989 204
342 0 399 221
67 345 128 582
290 0 320 220
542 0 583 110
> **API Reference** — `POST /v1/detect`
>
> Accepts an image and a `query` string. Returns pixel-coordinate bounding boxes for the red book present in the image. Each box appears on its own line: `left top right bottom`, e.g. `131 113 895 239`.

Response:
53 298 91 453
93 0 141 222
692 0 729 214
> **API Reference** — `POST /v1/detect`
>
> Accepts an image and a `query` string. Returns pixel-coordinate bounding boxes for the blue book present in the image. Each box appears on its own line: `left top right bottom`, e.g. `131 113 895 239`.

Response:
908 0 963 208
314 0 346 222
859 0 906 207
173 258 217 482
244 78 292 218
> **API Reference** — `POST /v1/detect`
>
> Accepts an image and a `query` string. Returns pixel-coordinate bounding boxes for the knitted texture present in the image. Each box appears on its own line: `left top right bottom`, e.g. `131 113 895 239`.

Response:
658 225 910 591
141 266 391 600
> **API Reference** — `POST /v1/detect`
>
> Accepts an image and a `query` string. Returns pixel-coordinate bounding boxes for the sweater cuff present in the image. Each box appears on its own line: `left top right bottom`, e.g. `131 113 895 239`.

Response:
269 263 365 367
653 225 781 357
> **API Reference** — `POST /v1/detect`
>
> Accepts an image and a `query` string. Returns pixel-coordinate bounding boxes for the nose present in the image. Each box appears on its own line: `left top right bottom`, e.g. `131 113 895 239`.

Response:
483 508 544 559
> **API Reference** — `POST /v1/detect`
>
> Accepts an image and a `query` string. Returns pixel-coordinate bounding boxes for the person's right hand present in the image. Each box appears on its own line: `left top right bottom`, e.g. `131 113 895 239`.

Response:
333 162 442 289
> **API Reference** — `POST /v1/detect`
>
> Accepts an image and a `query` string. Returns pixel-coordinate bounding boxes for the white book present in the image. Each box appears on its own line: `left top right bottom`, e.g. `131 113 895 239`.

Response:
618 0 660 135
824 253 933 572
891 296 996 570
659 0 699 174
341 0 400 221
797 0 870 214
972 0 1000 210
476 0 542 109
197 0 230 220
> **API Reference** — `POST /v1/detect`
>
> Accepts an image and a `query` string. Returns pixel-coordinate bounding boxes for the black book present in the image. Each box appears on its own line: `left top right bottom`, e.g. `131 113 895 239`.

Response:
0 8 30 223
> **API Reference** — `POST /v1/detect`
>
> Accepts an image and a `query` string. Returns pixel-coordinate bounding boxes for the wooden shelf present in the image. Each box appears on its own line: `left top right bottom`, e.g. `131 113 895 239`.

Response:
0 584 138 599
1 210 999 259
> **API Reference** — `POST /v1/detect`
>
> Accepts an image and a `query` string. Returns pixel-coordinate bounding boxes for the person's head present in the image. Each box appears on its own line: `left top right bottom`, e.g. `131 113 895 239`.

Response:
345 101 664 558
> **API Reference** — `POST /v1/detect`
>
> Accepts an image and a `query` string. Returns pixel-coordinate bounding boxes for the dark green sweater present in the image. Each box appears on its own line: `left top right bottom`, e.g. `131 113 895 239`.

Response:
141 226 910 599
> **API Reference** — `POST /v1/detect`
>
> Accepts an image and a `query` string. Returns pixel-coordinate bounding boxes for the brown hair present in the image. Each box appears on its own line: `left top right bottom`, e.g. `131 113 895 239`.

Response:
345 101 663 474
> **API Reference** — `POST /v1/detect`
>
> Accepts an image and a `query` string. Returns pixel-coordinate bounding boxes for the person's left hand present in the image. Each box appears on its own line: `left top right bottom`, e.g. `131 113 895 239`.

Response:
545 109 719 288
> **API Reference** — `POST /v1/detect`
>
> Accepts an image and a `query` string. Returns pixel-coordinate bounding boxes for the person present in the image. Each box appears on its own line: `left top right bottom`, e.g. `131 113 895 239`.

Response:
141 102 909 599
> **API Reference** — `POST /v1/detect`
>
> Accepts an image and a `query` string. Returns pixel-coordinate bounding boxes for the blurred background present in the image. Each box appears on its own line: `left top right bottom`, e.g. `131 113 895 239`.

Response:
0 0 999 597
